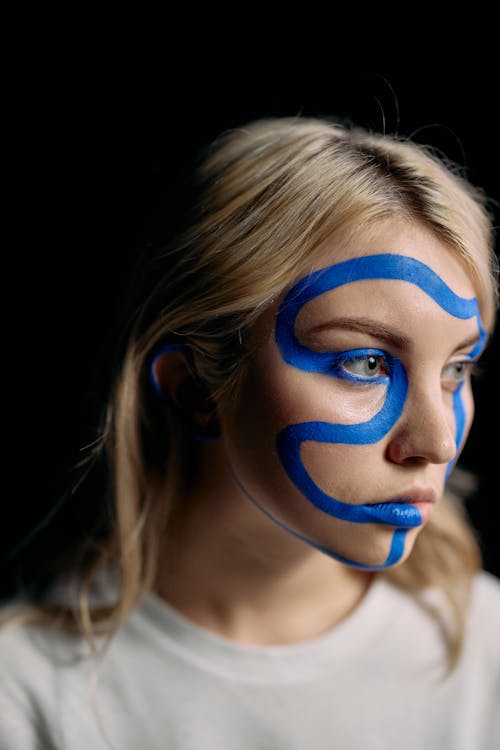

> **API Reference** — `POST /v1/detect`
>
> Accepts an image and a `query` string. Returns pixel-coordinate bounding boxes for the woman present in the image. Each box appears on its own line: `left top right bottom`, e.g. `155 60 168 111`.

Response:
2 116 499 749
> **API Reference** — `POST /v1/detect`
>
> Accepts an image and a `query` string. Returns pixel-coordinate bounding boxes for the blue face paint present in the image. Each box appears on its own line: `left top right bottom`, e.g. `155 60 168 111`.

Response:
270 253 487 568
229 253 486 571
227 459 409 571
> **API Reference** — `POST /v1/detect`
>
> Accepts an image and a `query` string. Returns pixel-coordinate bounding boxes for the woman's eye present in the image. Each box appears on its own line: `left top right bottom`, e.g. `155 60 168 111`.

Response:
442 360 475 387
340 353 390 379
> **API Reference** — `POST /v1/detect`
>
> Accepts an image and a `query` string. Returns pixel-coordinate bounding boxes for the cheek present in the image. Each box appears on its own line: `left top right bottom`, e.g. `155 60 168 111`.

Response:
236 340 389 427
300 442 386 502
225 351 389 506
230 364 388 463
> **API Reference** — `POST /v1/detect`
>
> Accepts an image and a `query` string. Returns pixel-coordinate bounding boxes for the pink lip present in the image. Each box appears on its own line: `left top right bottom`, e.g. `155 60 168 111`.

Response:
379 489 437 506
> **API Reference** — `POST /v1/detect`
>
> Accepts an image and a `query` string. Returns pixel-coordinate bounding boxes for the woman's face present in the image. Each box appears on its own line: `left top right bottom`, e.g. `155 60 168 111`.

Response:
221 220 487 570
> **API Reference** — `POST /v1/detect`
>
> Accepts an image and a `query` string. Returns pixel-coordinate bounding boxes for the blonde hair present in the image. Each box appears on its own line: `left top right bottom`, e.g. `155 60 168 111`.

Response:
3 116 498 670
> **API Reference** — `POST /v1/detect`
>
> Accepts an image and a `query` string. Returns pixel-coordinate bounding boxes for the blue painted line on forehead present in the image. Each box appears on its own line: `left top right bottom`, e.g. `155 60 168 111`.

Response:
276 253 487 371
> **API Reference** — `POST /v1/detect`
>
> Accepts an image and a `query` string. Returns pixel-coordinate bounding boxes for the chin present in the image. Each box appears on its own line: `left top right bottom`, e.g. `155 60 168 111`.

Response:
321 524 422 571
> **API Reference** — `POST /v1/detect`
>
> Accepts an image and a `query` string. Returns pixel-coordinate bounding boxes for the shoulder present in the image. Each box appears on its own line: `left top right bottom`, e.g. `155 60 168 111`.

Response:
0 606 108 748
470 568 500 607
0 611 90 707
0 608 89 668
466 569 500 655
0 613 77 747
376 569 500 671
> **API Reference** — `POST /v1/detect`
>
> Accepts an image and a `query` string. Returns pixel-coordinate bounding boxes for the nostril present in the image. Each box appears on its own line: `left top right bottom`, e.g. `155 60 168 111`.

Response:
386 418 457 466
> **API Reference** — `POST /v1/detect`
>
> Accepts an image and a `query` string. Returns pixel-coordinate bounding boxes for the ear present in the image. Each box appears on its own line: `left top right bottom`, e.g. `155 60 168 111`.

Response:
151 347 220 440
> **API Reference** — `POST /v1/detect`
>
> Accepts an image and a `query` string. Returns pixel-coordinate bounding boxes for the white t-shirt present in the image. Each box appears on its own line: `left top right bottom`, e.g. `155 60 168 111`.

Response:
1 571 499 749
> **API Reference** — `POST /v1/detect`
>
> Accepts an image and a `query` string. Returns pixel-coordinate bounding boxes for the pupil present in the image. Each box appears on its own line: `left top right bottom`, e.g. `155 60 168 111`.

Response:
367 356 378 371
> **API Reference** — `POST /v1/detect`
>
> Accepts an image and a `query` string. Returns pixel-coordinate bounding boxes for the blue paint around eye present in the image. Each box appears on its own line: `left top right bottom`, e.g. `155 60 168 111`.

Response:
332 348 391 384
275 347 420 526
271 253 486 568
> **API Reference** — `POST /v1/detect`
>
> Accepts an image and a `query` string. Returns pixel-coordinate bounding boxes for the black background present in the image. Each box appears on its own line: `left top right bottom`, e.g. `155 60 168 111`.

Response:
4 22 499 596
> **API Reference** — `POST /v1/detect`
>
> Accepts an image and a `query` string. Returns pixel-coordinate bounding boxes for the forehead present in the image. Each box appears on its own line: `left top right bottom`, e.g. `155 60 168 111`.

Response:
308 219 476 300
267 219 485 359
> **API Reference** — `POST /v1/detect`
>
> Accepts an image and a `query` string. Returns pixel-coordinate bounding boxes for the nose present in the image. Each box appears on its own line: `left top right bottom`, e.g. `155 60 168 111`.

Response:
385 385 457 466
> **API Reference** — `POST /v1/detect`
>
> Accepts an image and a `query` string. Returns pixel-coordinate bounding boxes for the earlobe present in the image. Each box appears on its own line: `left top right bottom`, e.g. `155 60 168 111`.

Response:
150 344 221 440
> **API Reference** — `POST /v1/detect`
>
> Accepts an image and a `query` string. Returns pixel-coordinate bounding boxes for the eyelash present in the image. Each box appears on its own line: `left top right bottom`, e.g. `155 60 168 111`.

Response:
442 359 481 391
333 349 392 384
331 351 481 389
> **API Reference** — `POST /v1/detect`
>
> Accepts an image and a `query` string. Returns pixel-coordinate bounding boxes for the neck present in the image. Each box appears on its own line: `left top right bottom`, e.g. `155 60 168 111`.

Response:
155 441 374 645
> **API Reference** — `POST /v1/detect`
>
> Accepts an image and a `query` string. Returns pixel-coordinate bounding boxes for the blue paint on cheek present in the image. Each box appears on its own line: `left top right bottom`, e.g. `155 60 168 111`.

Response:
276 360 422 527
272 253 486 569
226 457 410 571
446 382 467 481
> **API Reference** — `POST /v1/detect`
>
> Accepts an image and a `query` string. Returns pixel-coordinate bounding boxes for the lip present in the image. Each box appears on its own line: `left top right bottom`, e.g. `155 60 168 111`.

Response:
363 488 436 527
376 488 437 506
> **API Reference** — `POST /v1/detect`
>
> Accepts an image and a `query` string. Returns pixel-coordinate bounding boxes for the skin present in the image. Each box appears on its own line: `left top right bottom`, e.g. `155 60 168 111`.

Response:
155 219 483 645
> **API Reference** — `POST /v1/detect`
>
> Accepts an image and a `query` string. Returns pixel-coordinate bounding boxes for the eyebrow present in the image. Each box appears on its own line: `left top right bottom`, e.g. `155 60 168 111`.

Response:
305 317 482 353
305 317 412 349
453 332 484 352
